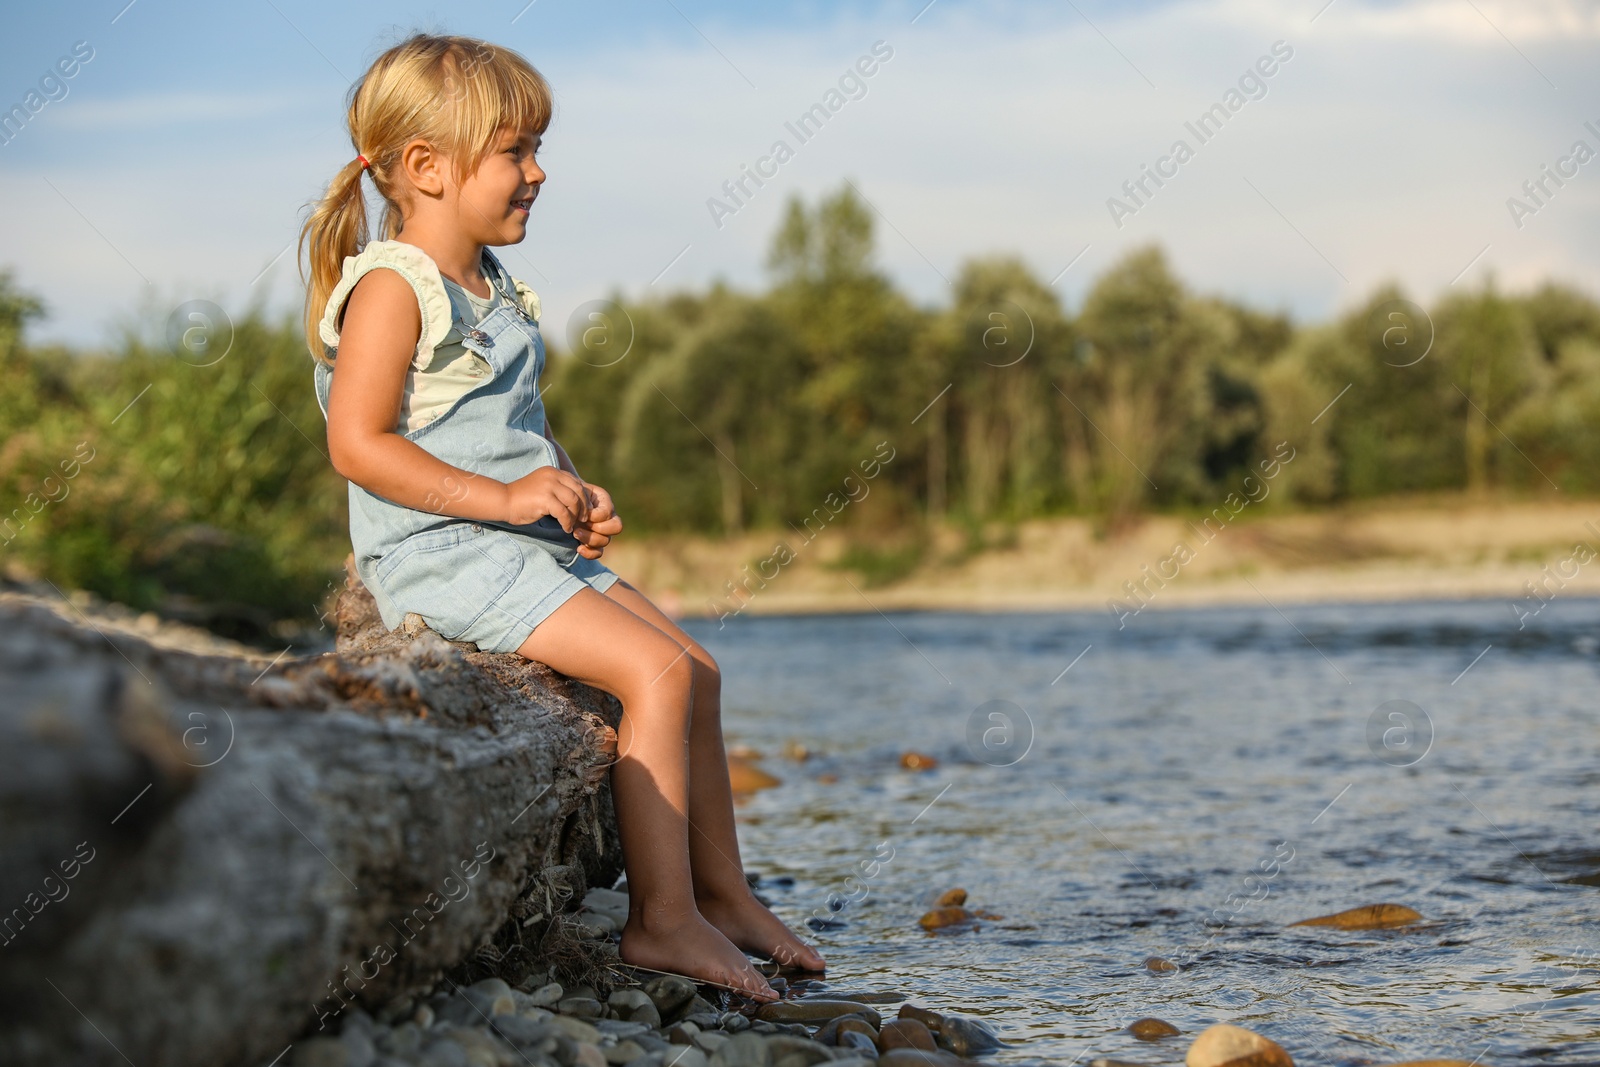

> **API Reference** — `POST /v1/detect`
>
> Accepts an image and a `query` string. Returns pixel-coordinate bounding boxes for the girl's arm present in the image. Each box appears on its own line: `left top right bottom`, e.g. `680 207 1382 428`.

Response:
326 268 590 530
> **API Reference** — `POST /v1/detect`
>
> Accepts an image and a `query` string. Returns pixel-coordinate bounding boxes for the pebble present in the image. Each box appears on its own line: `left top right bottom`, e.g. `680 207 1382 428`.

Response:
728 756 782 794
1145 957 1178 973
643 975 700 1017
466 978 517 1017
899 752 937 770
814 1014 876 1045
1129 1018 1181 1040
917 907 974 931
694 1032 732 1054
878 1020 938 1052
605 1039 649 1064
719 1012 751 1033
1184 1024 1294 1067
526 982 566 1008
1288 904 1422 930
560 996 606 1019
756 1000 882 1028
599 1020 655 1039
549 1015 605 1045
663 1047 711 1067
448 1026 518 1065
935 888 967 907
895 1005 942 1029
584 887 632 925
667 1023 700 1045
575 1044 610 1067
709 1031 771 1067
611 989 664 1028
935 1015 1001 1056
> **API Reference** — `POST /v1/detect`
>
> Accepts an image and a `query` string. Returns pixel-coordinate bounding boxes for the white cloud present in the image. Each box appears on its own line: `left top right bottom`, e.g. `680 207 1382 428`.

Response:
47 91 320 130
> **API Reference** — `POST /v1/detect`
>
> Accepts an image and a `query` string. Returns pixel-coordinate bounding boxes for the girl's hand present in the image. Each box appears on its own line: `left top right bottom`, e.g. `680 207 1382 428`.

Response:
505 466 591 529
573 482 623 559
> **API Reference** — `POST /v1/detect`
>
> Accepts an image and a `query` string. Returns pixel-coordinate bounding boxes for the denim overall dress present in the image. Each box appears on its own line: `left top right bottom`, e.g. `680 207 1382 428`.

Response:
312 245 618 653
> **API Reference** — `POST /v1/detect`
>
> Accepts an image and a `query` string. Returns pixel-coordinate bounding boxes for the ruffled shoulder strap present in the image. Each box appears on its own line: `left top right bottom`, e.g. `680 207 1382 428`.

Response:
316 239 454 369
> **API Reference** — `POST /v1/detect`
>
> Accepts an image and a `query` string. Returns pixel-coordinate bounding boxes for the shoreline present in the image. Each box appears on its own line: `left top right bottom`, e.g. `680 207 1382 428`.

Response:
595 495 1600 623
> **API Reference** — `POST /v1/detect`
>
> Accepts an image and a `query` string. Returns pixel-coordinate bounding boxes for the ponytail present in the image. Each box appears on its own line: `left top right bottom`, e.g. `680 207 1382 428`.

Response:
299 156 372 365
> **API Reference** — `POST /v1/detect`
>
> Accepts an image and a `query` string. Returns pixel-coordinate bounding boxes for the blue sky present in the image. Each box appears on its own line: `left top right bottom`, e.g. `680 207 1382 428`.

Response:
3 0 1598 350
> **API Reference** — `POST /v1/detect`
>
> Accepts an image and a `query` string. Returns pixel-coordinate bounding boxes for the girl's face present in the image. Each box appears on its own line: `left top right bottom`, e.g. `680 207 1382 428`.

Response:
455 126 545 245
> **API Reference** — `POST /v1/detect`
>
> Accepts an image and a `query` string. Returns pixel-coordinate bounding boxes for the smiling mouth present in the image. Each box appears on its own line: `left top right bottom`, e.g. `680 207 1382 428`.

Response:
512 197 533 213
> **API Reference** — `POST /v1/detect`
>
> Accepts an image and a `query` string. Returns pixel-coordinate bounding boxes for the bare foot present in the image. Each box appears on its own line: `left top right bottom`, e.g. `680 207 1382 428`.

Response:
697 888 827 972
619 909 778 1001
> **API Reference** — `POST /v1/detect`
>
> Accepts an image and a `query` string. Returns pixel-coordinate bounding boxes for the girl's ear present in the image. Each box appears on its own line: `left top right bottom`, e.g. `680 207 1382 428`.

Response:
400 138 447 197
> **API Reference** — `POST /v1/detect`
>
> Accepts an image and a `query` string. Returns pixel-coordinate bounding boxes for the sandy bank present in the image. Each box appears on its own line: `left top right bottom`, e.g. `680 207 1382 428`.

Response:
596 495 1600 621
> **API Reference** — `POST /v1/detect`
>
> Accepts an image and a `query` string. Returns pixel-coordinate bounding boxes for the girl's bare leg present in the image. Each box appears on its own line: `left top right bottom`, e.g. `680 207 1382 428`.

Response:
602 580 826 972
514 587 776 999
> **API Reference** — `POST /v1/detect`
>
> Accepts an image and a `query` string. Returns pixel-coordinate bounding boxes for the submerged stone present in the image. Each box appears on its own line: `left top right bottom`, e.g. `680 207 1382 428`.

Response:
1288 904 1422 930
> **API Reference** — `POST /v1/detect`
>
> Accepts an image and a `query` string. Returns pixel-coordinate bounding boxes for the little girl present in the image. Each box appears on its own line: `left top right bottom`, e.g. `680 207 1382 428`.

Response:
298 32 823 1000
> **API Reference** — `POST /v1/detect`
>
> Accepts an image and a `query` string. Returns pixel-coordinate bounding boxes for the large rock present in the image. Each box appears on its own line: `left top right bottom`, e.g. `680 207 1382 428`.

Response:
0 562 626 1067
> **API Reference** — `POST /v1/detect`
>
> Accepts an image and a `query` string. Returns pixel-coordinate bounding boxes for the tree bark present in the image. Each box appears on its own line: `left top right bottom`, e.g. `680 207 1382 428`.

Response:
0 559 626 1067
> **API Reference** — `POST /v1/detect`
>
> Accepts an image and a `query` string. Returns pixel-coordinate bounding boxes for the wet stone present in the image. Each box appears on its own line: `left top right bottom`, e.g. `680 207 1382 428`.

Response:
757 1000 882 1028
1288 903 1422 930
935 1015 1000 1056
1129 1018 1181 1041
878 1020 937 1052
815 1014 876 1045
896 1005 943 1030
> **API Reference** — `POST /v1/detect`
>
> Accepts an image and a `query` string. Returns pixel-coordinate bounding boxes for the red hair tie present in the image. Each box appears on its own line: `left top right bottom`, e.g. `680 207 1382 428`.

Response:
355 154 370 170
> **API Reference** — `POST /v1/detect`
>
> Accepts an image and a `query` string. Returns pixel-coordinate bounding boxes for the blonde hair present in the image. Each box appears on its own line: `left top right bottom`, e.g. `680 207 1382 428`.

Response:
298 33 553 363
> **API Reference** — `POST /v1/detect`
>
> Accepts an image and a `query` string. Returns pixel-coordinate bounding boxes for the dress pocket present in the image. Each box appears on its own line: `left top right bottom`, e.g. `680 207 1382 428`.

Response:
375 524 526 640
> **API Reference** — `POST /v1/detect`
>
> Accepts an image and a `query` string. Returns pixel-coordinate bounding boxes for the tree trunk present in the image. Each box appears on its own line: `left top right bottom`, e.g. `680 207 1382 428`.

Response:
0 559 626 1067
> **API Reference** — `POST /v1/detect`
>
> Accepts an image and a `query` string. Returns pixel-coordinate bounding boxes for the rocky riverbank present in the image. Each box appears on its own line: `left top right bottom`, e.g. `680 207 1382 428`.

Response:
291 884 1485 1067
290 886 1004 1067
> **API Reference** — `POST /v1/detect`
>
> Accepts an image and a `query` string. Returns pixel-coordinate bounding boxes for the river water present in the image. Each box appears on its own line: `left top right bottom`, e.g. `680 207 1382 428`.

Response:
687 596 1600 1067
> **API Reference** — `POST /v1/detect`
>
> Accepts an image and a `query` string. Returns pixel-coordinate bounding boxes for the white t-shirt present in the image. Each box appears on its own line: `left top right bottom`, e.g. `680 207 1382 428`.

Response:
316 240 543 433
